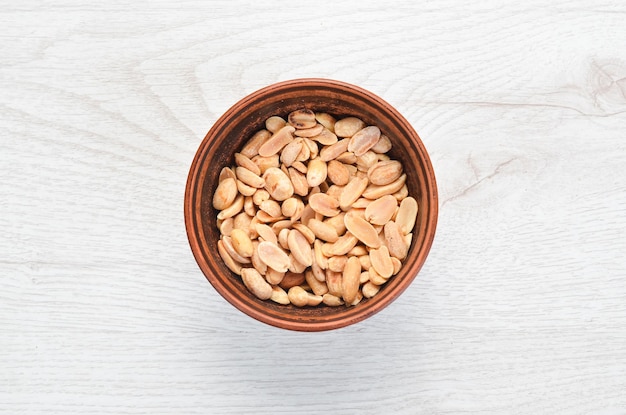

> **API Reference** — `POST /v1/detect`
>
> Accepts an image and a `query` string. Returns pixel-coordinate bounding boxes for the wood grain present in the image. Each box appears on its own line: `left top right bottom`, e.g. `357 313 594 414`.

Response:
2 1 626 413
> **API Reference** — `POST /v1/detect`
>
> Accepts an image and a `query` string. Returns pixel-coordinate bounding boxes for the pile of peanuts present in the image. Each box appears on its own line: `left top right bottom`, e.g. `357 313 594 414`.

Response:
213 109 418 307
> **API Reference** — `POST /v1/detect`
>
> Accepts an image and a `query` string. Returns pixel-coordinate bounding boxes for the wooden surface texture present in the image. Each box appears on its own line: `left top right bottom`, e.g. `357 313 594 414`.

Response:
1 1 626 413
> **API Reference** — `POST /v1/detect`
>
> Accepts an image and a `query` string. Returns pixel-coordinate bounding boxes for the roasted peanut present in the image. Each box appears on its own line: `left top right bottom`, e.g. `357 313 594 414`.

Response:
384 221 408 260
348 126 381 156
319 138 349 161
307 218 339 242
370 246 393 279
344 211 380 248
371 134 392 153
257 241 290 273
265 267 285 285
364 194 397 225
288 109 317 129
230 228 254 258
236 179 257 197
258 125 296 157
325 270 343 297
362 281 380 298
280 139 303 167
255 223 277 244
259 199 282 218
305 269 329 296
322 293 344 306
315 112 336 132
265 116 286 133
396 196 418 235
287 228 313 267
308 193 340 217
263 167 294 201
270 285 290 304
242 268 272 300
312 128 338 145
367 160 402 186
279 271 306 290
235 153 261 176
362 174 406 199
341 256 361 304
241 129 271 158
334 116 366 137
306 158 328 188
287 286 310 307
339 176 368 211
213 178 238 210
327 160 350 185
217 194 244 220
217 240 242 275
294 123 324 138
328 255 348 272
288 167 309 197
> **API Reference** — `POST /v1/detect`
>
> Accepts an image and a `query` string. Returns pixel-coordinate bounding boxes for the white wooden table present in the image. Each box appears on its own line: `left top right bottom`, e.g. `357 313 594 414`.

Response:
2 1 626 413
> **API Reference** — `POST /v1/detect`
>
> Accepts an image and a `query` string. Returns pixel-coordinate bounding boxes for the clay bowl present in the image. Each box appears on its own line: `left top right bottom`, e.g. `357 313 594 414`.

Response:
185 78 438 331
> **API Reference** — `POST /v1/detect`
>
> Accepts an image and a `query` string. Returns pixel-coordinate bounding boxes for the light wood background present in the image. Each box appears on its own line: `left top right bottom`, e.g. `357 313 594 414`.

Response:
2 1 626 414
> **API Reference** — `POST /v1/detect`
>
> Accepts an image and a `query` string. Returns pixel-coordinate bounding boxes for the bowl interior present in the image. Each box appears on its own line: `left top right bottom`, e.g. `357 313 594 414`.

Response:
185 79 437 331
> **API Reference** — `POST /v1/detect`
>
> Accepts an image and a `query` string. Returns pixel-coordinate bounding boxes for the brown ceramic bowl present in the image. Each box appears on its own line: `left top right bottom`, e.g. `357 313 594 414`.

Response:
185 78 437 331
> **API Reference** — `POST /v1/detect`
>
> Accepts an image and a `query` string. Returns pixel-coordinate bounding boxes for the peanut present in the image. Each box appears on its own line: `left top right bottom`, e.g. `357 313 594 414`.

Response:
367 160 402 186
322 293 344 306
384 221 408 260
230 228 254 258
270 285 290 304
308 193 340 217
315 112 336 132
288 109 316 129
311 128 338 145
235 153 261 176
242 268 272 300
396 196 418 235
265 116 286 133
287 228 313 267
306 158 328 187
305 269 329 296
306 218 339 243
339 176 369 211
217 240 242 275
280 139 303 167
236 179 257 197
287 286 310 307
342 256 361 304
334 116 366 137
362 174 406 199
370 246 393 279
263 167 294 201
364 194 397 225
279 271 305 290
326 160 350 185
348 126 381 156
371 134 392 153
241 129 271 158
294 123 324 138
344 211 380 248
257 241 290 273
258 125 295 157
217 194 244 220
213 178 238 210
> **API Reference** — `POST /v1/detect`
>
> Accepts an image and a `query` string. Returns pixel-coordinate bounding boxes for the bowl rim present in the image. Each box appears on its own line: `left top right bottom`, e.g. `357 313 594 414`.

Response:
185 78 438 331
